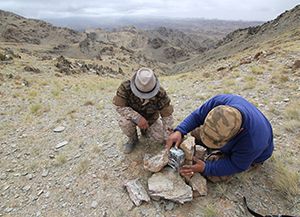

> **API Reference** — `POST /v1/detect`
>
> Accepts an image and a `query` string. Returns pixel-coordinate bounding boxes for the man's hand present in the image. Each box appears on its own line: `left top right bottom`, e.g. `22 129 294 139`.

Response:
137 116 149 129
165 131 182 150
179 157 205 177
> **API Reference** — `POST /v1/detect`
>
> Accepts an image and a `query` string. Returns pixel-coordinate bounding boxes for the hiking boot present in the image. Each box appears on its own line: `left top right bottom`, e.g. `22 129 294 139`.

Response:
123 136 138 154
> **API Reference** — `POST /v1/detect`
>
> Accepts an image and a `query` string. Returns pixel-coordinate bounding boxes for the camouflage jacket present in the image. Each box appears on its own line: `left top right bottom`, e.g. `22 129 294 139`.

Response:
113 80 174 127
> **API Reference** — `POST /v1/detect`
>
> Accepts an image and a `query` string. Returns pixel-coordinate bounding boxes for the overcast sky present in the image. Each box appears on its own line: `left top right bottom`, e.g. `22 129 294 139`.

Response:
0 0 299 21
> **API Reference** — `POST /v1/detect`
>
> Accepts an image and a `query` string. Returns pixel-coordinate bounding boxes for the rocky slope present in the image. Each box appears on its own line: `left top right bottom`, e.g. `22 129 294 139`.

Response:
173 5 300 73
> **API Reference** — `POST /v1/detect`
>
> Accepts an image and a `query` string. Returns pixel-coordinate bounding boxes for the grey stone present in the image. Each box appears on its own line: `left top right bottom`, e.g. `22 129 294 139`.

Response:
189 173 207 197
4 207 13 213
42 170 49 177
164 201 175 211
55 141 68 149
143 149 169 173
148 167 193 204
0 173 7 180
53 126 65 132
37 190 44 196
26 174 34 180
124 179 151 206
23 185 31 192
91 201 98 209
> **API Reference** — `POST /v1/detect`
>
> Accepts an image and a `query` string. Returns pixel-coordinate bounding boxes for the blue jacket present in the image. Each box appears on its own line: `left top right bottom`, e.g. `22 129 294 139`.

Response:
175 94 274 176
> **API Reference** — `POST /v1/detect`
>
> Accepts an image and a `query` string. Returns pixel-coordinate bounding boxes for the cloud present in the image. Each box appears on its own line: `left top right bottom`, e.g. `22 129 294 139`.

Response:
0 0 298 21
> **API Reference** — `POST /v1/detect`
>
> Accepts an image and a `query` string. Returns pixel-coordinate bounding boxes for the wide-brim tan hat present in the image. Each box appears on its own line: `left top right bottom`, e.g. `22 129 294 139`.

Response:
130 67 160 99
199 105 242 149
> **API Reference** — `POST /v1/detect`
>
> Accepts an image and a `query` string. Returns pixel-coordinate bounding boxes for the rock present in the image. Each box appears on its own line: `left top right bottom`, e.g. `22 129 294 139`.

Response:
53 126 65 133
292 60 300 70
195 145 207 160
148 167 193 204
37 190 44 196
42 170 49 177
55 141 68 149
180 137 195 163
124 179 151 206
23 185 31 192
189 173 207 197
91 201 98 209
143 149 169 173
4 207 13 213
24 66 41 73
0 173 7 180
26 173 34 180
164 201 175 211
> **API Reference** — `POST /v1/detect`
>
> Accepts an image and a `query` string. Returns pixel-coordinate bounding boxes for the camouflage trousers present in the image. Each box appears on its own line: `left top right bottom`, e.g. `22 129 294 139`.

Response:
118 116 165 144
202 152 263 183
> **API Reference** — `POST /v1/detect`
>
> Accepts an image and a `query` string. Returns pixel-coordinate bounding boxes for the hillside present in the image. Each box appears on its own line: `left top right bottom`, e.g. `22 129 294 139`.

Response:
0 9 261 75
0 5 300 217
173 5 300 73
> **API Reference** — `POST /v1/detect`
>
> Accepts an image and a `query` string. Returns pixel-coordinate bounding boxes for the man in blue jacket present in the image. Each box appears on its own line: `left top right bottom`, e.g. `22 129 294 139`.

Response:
166 94 274 182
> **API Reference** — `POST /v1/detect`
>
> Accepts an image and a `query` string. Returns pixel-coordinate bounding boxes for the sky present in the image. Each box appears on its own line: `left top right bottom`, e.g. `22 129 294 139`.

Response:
0 0 299 21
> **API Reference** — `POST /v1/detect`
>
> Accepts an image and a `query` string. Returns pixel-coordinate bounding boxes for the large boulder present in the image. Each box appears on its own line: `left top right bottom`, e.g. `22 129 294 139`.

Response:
148 167 193 204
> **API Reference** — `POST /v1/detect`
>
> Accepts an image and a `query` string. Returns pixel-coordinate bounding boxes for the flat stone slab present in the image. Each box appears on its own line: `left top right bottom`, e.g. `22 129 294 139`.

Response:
148 167 193 204
144 149 169 173
124 179 150 206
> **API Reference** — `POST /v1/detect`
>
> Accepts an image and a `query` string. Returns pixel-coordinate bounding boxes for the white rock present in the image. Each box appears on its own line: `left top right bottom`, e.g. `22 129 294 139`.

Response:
55 141 68 149
42 170 49 177
91 201 98 209
143 149 169 173
53 126 65 132
23 185 31 192
124 179 151 206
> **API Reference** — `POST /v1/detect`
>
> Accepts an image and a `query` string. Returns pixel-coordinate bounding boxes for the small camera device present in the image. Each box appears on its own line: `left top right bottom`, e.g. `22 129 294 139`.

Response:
168 147 185 170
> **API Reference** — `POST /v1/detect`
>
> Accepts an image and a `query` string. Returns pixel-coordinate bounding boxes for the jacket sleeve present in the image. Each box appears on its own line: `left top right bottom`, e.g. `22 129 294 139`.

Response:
175 95 224 135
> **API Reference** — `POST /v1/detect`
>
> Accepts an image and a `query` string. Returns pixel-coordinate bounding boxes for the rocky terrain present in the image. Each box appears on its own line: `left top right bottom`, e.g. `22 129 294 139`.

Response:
0 5 300 217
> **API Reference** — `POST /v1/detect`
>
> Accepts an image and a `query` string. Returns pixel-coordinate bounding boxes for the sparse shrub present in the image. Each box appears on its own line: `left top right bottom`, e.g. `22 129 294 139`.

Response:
271 156 300 199
77 159 90 174
96 102 104 110
203 204 218 217
30 104 42 114
51 88 60 97
55 154 67 165
285 105 300 120
250 65 264 74
284 120 300 132
28 90 38 98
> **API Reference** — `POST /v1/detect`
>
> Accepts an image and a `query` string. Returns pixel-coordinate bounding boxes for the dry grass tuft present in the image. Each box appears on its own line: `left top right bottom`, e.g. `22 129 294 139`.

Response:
250 65 264 74
55 154 67 166
203 204 219 217
30 103 42 114
270 156 300 199
77 159 90 174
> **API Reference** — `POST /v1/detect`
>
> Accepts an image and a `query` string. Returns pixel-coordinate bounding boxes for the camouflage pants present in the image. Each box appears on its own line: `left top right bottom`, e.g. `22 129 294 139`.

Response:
196 148 263 183
118 116 165 144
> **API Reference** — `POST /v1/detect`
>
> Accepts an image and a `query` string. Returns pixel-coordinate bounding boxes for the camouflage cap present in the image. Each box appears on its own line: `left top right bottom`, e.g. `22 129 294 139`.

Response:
199 105 242 149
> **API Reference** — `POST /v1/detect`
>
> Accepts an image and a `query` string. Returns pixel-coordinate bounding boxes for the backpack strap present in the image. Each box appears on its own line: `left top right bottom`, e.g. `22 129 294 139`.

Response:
243 197 299 217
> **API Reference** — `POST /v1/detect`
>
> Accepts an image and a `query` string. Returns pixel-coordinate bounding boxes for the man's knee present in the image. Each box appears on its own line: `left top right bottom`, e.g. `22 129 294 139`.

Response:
118 117 137 137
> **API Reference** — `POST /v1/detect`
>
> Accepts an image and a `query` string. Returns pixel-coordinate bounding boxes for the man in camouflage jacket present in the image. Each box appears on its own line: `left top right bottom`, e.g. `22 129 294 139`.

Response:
113 67 174 154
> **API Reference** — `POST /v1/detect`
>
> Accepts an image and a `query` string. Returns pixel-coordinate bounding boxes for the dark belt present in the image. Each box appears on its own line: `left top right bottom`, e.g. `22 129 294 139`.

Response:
243 197 299 217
